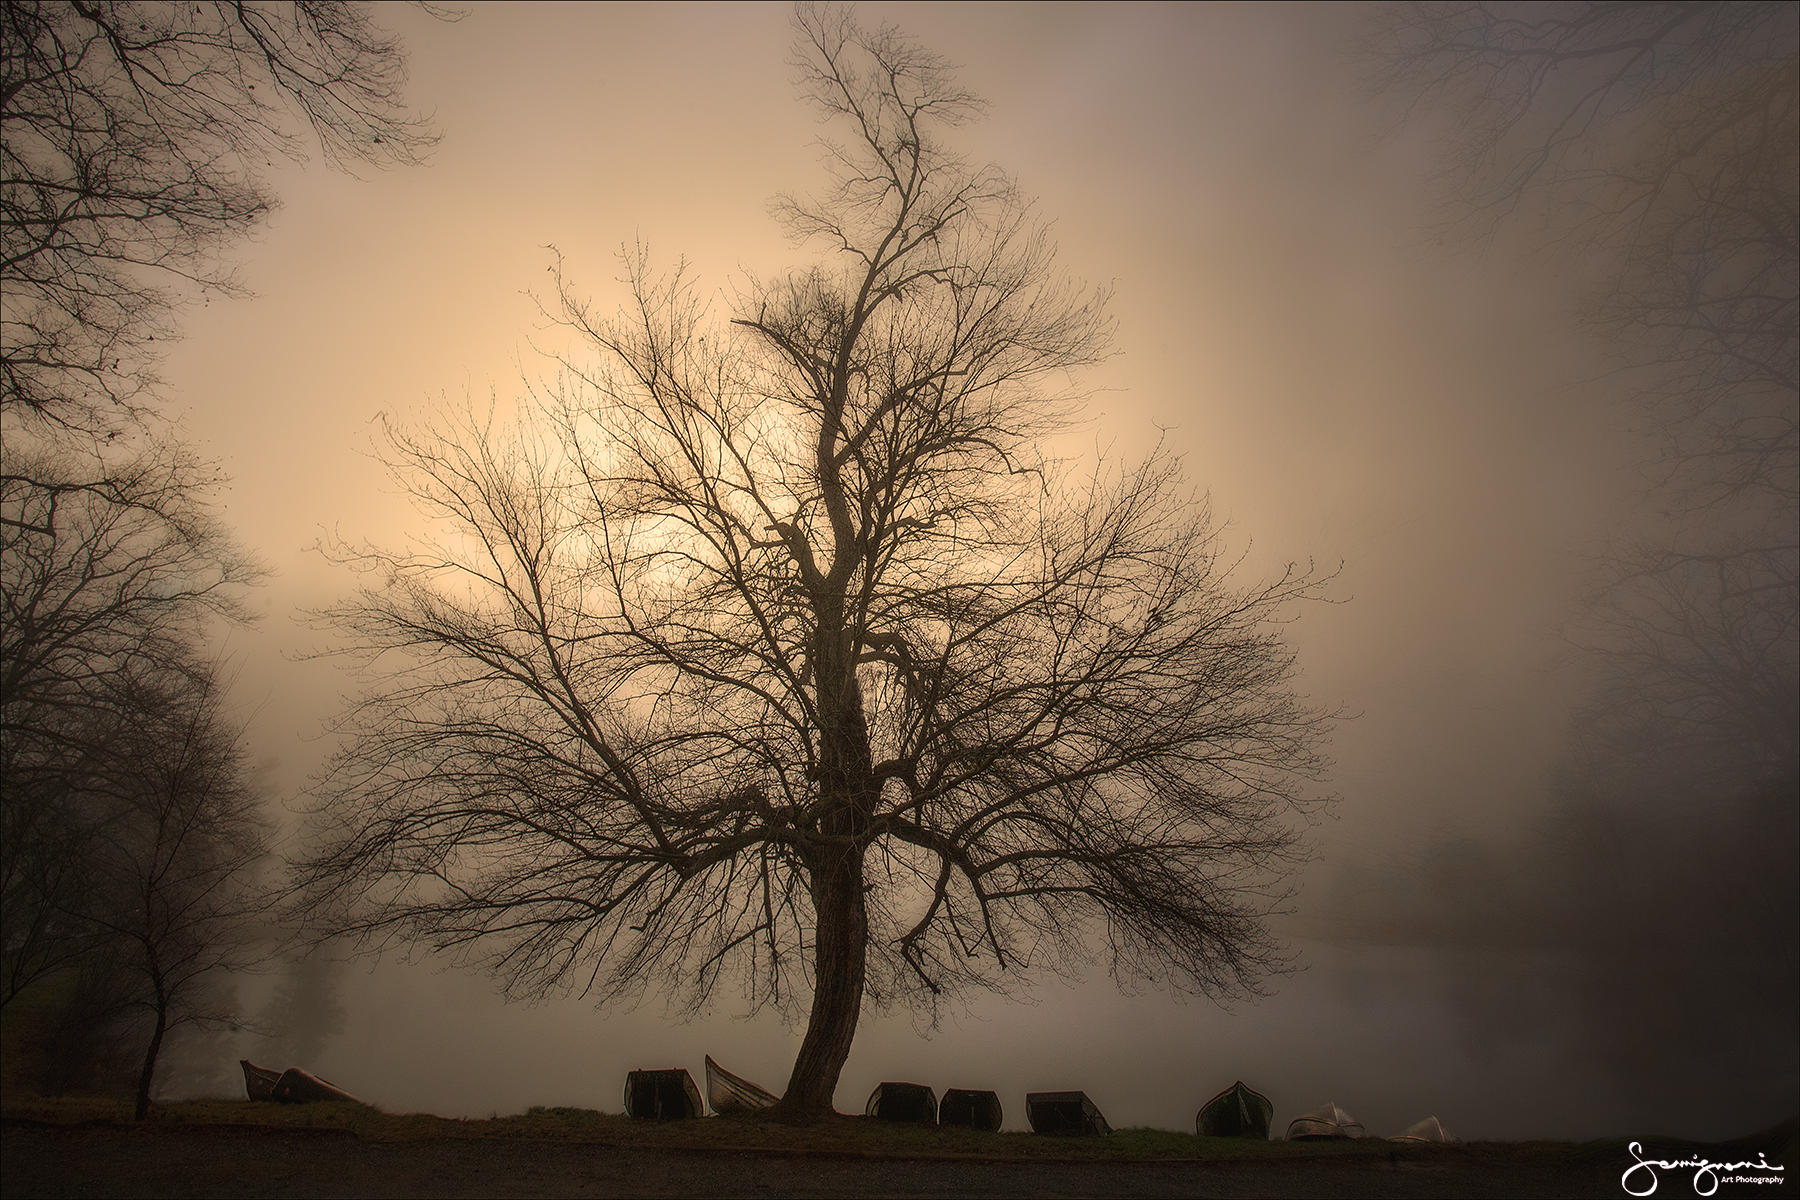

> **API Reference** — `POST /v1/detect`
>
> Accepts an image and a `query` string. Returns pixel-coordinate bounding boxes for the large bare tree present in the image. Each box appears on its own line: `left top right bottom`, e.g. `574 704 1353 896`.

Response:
297 5 1332 1121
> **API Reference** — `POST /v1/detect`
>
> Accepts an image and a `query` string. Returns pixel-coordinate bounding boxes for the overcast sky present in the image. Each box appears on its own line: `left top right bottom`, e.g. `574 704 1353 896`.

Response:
152 2 1794 1141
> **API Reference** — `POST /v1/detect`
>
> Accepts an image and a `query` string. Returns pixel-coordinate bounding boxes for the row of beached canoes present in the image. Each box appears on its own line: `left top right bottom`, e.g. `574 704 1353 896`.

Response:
1202 1082 1455 1144
683 1059 1455 1142
240 1055 1452 1142
685 1057 1103 1134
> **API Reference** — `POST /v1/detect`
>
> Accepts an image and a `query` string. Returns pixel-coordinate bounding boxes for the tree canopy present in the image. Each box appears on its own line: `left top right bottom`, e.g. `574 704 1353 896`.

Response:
296 4 1332 1120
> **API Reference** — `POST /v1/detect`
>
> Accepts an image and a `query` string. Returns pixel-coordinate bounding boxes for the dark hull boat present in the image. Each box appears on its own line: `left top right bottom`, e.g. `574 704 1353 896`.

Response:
270 1067 364 1105
1196 1080 1273 1139
240 1059 281 1101
938 1088 1003 1132
704 1055 779 1114
1026 1091 1111 1136
865 1081 936 1124
624 1068 704 1120
1286 1101 1363 1140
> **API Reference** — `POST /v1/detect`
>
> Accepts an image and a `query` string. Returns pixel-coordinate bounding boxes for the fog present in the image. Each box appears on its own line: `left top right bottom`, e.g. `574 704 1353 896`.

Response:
132 2 1795 1141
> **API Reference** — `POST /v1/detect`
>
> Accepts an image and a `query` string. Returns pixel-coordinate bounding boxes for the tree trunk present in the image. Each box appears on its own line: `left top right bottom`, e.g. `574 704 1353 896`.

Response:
775 845 868 1121
134 1005 166 1121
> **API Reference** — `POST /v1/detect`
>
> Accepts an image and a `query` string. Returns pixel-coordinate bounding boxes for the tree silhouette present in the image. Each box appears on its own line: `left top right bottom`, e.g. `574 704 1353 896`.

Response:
1 444 259 1012
1370 2 1795 512
83 661 270 1120
297 4 1333 1121
2 0 440 1096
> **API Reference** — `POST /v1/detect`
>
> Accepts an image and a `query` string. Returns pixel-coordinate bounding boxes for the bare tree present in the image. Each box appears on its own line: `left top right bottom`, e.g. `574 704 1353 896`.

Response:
0 444 260 1011
1 0 440 437
2 0 441 1038
1368 2 1795 499
77 659 270 1120
296 4 1332 1121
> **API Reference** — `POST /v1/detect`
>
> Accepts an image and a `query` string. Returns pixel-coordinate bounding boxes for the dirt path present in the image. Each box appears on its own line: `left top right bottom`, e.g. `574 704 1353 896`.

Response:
1 1122 1656 1198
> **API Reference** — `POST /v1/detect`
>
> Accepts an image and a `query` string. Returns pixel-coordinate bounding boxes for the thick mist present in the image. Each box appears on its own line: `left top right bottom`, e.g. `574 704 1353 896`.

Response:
132 2 1797 1143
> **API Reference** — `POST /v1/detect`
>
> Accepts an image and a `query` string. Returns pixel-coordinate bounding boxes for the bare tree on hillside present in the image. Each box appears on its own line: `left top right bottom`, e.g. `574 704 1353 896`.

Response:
296 4 1333 1122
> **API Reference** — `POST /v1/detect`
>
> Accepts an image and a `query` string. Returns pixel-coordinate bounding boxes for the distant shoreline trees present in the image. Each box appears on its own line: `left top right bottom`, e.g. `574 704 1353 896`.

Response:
2 0 441 1114
1362 0 1798 1133
294 3 1334 1123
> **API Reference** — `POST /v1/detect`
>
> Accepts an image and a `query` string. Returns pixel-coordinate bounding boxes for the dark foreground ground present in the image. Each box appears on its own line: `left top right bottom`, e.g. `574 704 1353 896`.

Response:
7 1119 1797 1200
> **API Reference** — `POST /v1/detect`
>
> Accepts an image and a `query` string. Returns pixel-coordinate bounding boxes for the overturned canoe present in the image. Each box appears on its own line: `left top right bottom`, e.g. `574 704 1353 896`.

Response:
704 1054 779 1114
1027 1091 1111 1136
1196 1080 1273 1139
1392 1115 1454 1143
270 1066 364 1105
938 1088 1003 1132
624 1068 704 1120
1286 1101 1364 1140
240 1059 281 1102
865 1081 937 1124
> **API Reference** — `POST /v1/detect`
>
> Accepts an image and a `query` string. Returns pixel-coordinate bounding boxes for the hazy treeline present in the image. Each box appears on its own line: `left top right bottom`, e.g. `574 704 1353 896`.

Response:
0 1 436 1117
1345 1 1799 1134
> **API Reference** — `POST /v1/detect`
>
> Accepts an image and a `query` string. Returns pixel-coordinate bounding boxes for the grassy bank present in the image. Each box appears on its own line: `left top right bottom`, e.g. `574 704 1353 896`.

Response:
0 1093 1606 1169
0 1095 1393 1158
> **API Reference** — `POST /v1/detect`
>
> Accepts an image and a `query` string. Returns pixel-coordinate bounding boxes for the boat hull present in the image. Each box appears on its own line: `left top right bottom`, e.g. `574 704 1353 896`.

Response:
938 1089 1003 1132
1393 1115 1454 1143
704 1055 779 1114
240 1060 281 1102
624 1068 704 1120
865 1081 936 1124
1286 1101 1364 1140
270 1067 364 1105
1196 1080 1273 1139
1026 1091 1111 1136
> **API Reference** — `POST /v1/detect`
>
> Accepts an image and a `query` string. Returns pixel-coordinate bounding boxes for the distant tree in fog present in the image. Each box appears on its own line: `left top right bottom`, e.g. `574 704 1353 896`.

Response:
295 4 1334 1122
1366 1 1797 1133
1369 1 1798 780
1 446 260 1013
1 650 269 1117
258 952 349 1068
1 1 442 1103
82 662 271 1120
0 0 440 436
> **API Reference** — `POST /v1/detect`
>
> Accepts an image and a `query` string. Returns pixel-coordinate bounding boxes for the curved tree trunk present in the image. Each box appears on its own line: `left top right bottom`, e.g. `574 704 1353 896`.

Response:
773 577 876 1122
134 1004 166 1121
776 846 868 1121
